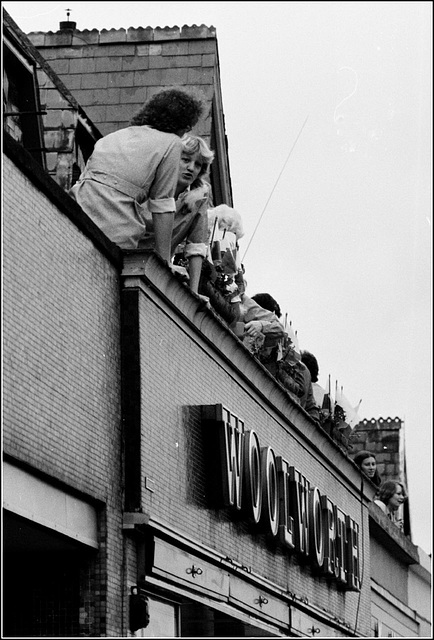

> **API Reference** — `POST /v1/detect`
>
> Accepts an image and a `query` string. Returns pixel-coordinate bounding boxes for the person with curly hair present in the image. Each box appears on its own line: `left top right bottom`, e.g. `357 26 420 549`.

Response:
300 350 327 410
138 134 214 293
69 88 204 262
276 336 320 423
250 293 282 319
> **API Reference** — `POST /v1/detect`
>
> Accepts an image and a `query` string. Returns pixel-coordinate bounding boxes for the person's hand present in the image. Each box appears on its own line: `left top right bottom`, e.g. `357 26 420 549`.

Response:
244 320 263 337
198 294 211 308
170 264 190 280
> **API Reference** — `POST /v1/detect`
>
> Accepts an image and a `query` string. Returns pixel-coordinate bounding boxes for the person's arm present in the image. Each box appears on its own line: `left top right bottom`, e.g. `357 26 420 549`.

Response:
242 297 285 338
391 512 404 530
148 136 181 262
276 364 303 398
152 211 174 263
303 376 321 421
184 191 210 293
188 254 204 294
199 277 240 325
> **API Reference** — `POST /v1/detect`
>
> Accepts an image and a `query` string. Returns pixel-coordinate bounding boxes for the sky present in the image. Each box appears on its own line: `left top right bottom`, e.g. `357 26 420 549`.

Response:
3 1 432 555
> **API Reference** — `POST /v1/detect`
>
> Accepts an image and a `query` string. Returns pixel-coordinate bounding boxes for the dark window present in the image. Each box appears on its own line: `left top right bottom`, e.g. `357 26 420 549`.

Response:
3 39 46 169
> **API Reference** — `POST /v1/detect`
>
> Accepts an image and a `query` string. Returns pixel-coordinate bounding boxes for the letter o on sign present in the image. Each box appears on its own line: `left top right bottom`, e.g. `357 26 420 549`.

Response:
261 446 279 537
243 430 262 523
309 487 324 569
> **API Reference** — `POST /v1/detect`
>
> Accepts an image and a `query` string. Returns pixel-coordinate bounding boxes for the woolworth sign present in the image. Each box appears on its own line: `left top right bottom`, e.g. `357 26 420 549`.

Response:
201 404 361 592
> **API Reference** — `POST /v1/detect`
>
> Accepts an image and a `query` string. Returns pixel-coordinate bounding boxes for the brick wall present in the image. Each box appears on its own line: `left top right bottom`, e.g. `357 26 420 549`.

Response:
2 153 124 636
370 537 409 602
3 155 121 491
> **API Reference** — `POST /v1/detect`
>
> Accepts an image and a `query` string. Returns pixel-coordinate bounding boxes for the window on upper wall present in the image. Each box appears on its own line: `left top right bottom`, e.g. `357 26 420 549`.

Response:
3 37 46 170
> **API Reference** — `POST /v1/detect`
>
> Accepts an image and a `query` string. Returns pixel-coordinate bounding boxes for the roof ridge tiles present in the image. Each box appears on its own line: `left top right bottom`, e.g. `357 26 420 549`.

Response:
27 24 216 39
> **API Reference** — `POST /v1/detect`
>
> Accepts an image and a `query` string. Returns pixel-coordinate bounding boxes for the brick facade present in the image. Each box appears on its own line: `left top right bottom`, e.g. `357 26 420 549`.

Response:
3 145 124 636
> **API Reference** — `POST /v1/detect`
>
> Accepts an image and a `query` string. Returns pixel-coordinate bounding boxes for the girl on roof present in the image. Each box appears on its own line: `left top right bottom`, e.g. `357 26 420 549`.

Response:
374 480 407 530
353 450 382 487
139 134 215 294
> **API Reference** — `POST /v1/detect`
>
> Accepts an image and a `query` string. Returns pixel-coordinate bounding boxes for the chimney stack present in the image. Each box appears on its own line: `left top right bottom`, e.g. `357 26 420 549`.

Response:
59 8 76 31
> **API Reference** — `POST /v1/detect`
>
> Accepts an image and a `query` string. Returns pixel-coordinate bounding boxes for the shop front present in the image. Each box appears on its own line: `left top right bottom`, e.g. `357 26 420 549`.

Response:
120 252 372 637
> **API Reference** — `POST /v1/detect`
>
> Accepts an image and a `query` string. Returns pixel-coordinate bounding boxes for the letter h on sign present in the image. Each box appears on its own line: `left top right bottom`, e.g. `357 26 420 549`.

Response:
289 467 310 558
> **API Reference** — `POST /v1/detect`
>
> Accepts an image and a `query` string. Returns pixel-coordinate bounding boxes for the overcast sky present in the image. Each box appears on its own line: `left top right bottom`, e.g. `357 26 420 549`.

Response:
3 1 432 555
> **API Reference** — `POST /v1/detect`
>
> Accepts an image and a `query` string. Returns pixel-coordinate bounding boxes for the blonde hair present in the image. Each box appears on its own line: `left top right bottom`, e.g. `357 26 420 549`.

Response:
181 134 214 189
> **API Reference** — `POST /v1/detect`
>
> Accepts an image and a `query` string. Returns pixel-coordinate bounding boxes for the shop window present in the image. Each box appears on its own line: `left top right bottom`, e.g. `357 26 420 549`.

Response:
180 602 278 637
3 511 97 637
3 550 89 637
138 594 180 637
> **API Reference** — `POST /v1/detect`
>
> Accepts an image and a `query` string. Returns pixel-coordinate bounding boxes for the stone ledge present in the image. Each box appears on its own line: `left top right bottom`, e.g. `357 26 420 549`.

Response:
369 503 419 564
120 250 374 497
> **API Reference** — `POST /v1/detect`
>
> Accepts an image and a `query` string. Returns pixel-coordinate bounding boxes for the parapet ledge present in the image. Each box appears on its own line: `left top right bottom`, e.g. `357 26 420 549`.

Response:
411 546 432 582
369 502 419 565
120 251 371 487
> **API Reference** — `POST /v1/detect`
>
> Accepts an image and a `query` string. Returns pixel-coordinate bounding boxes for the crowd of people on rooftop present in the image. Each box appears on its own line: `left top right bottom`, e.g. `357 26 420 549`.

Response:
68 87 408 533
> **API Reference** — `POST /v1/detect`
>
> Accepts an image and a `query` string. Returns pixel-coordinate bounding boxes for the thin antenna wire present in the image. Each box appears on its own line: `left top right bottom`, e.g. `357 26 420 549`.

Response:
241 114 309 262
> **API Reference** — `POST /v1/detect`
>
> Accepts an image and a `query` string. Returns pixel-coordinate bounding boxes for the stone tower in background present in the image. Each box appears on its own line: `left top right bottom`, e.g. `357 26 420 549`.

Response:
352 416 404 481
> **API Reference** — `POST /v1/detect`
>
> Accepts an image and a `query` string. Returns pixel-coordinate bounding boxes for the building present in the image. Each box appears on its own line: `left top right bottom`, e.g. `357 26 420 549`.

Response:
2 10 431 637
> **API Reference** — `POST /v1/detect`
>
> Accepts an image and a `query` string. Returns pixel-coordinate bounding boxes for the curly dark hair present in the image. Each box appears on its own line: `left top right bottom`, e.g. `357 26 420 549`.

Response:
129 88 204 133
300 350 319 382
251 293 281 318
